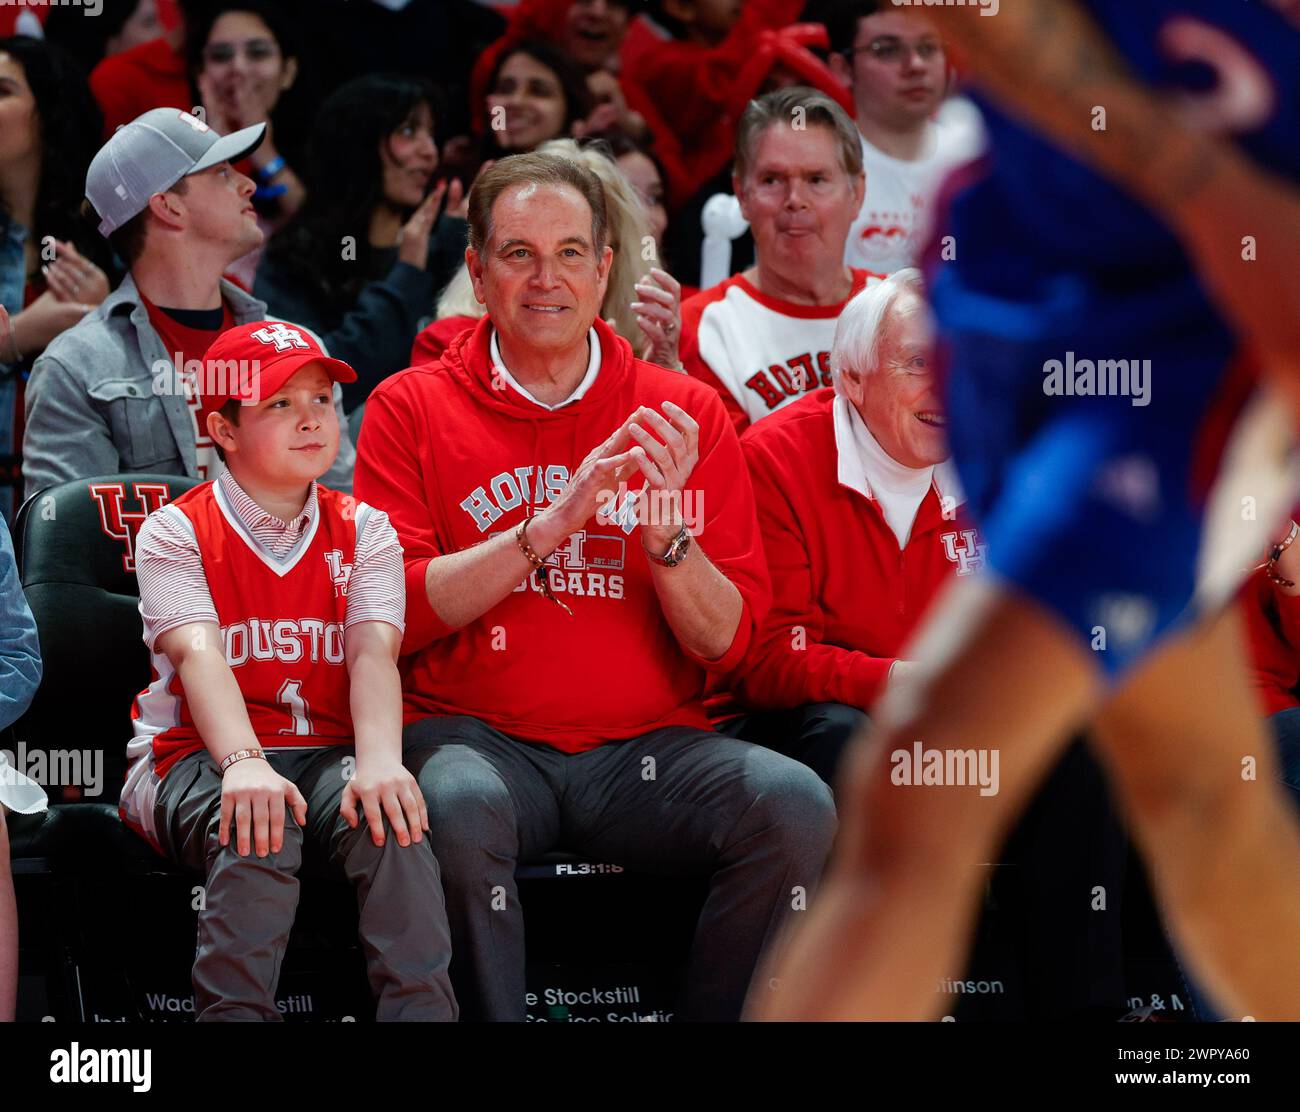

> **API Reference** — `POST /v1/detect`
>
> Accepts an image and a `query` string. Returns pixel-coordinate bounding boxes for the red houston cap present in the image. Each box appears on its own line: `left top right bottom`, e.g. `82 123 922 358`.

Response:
198 321 356 421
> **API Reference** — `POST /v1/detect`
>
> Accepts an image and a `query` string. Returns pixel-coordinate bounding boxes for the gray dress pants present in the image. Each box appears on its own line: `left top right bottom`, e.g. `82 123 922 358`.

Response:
403 715 837 1021
153 747 457 1021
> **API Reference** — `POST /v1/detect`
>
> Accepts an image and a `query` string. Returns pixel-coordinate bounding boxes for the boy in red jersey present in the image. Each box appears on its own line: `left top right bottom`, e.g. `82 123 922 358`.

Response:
120 321 456 1021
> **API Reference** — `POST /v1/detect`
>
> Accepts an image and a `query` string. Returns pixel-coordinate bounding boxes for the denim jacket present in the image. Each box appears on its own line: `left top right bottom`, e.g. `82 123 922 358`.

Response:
0 516 40 732
22 273 357 502
0 212 29 522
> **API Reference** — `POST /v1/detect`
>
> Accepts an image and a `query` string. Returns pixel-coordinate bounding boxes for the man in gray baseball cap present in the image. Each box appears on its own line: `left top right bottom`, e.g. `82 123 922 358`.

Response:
85 107 267 237
22 109 356 497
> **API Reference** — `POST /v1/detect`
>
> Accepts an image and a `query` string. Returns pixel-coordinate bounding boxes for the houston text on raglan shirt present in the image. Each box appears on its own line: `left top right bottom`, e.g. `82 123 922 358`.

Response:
680 269 882 435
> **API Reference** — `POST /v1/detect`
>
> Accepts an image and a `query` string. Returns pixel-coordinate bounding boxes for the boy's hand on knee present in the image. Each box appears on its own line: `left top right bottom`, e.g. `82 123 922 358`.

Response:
219 760 309 858
340 758 430 849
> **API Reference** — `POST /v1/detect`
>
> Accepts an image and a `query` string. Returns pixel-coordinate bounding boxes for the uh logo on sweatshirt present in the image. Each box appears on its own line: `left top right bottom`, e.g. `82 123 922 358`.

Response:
459 463 634 601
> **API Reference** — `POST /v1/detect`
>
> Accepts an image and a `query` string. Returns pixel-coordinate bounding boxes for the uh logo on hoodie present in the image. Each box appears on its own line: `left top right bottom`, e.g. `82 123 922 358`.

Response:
459 462 640 601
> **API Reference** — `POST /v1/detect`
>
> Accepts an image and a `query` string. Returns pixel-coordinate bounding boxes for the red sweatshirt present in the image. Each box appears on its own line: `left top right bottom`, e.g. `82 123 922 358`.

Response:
712 389 982 720
353 315 770 752
411 315 478 366
90 37 192 140
624 0 806 203
1245 567 1300 717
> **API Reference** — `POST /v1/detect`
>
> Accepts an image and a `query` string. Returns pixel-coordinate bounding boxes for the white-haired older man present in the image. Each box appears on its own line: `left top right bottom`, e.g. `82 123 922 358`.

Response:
712 269 977 786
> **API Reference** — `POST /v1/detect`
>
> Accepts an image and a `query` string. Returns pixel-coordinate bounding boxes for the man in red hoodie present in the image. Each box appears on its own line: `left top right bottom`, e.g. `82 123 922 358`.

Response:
712 269 973 789
352 151 835 1022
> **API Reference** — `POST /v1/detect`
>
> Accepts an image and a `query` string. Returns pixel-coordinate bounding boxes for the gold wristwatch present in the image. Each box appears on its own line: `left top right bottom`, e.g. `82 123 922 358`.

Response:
645 526 692 567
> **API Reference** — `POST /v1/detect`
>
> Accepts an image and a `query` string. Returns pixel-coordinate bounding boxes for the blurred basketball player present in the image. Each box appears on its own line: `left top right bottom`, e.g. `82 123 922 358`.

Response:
753 0 1300 1021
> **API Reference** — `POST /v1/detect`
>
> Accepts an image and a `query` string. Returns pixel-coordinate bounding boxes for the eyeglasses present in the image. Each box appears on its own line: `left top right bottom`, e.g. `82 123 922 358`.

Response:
203 38 279 65
844 36 944 65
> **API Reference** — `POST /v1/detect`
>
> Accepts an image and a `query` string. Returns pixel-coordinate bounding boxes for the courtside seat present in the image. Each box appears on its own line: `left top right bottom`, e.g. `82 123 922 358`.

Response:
11 473 204 809
6 802 178 877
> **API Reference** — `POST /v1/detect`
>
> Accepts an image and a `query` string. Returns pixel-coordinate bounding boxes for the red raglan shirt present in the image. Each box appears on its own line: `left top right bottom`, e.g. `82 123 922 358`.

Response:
680 269 879 436
353 315 770 752
712 389 984 720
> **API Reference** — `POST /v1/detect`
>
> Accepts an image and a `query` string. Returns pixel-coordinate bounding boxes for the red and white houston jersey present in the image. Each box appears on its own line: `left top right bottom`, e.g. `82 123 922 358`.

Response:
680 269 882 435
121 481 367 845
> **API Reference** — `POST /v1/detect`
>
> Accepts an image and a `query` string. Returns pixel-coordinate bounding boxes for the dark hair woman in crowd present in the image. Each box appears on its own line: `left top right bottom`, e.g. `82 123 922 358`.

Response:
439 38 598 201
484 39 595 156
256 72 468 411
0 36 114 522
483 38 595 155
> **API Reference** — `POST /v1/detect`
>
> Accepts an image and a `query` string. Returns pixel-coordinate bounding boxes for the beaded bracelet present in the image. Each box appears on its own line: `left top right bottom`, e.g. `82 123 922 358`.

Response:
516 517 573 616
1264 521 1299 588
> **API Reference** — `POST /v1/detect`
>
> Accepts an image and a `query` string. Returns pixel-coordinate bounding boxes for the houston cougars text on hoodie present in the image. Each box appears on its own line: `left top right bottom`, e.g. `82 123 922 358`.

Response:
353 316 771 753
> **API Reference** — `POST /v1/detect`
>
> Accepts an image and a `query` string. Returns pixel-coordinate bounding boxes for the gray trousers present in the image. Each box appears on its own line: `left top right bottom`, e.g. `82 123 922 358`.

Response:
719 701 870 793
153 748 457 1022
403 715 838 1021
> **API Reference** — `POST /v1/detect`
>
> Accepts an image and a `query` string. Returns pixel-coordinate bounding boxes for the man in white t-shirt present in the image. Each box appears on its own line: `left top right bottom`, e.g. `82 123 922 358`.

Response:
826 0 984 275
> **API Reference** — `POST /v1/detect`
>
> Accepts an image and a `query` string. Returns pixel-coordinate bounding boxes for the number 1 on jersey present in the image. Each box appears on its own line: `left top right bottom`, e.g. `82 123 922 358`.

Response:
277 678 315 736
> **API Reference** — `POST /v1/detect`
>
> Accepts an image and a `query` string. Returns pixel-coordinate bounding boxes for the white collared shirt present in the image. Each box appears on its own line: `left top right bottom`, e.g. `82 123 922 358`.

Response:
134 469 406 649
490 327 602 411
833 394 963 549
216 467 314 559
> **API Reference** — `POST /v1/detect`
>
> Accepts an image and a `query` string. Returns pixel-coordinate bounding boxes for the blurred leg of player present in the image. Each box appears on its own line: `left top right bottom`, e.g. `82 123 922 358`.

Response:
751 574 1300 1020
1088 603 1300 1021
750 574 1101 1021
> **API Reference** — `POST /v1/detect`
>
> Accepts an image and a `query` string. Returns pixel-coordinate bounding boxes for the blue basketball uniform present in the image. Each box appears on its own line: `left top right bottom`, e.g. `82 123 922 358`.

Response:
928 0 1300 676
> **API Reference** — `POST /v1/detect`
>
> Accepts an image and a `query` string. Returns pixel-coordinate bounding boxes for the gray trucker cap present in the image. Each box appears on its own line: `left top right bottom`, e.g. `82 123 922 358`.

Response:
85 108 266 237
